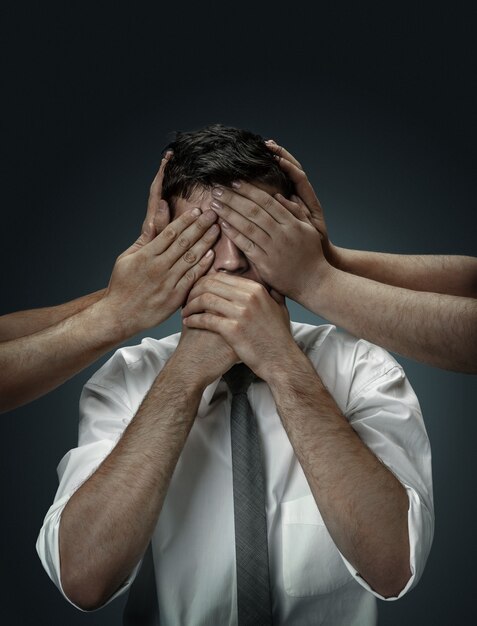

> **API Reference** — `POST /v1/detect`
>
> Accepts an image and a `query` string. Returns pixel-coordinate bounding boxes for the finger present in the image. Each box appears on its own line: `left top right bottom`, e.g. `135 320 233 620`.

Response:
276 158 319 208
182 292 240 319
212 182 290 226
291 194 313 222
118 226 156 259
149 208 216 257
183 312 231 335
276 159 325 229
171 222 220 282
274 193 311 224
265 140 303 169
174 249 216 295
153 198 170 235
142 154 172 235
219 220 264 264
187 273 259 303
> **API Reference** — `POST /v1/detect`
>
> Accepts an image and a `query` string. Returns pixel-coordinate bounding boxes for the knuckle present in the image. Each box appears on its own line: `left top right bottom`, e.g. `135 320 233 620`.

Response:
244 221 256 237
163 226 176 240
263 195 275 212
248 203 260 219
205 294 217 308
183 250 197 264
184 269 196 283
244 239 256 255
177 237 190 249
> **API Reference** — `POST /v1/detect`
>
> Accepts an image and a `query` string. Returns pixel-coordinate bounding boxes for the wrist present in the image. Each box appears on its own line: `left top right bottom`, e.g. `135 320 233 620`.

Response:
87 296 137 345
261 339 311 387
265 343 318 392
295 257 336 314
326 242 345 269
164 350 211 395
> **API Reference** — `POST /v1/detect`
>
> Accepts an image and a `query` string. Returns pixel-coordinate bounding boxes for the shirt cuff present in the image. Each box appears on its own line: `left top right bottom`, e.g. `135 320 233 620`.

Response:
338 485 434 600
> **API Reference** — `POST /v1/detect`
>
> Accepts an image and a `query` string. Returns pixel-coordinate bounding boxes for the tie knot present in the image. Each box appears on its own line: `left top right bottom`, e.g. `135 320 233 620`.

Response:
222 363 256 396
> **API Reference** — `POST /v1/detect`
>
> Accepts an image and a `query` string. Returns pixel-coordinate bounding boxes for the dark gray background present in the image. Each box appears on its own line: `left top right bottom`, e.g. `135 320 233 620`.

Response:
1 2 475 625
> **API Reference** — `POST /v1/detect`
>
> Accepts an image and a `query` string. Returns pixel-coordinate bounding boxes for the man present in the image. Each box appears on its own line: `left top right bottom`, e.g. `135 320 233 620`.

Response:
0 153 220 413
215 141 477 373
37 125 434 625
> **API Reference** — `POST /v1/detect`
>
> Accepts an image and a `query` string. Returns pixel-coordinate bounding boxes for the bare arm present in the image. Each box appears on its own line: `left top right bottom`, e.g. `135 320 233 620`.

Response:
182 274 412 598
0 290 105 341
0 207 220 413
267 349 411 598
59 323 237 610
59 355 204 610
207 152 477 373
0 298 129 413
301 262 477 374
332 248 477 298
0 154 172 343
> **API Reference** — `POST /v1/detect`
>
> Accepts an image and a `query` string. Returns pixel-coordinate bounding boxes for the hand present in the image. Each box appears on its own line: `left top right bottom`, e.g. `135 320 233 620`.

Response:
181 274 299 382
140 151 173 238
265 140 337 263
103 208 220 337
208 181 329 301
171 323 238 389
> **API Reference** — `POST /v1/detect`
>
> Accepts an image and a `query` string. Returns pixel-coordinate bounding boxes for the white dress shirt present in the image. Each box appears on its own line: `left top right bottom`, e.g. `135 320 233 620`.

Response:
37 322 434 626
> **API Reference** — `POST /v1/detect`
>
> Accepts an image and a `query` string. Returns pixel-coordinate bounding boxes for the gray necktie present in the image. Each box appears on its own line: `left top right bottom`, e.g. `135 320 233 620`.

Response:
223 363 273 626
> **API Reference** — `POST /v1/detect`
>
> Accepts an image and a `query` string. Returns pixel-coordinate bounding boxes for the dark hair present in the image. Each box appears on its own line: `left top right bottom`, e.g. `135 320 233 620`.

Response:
162 124 293 206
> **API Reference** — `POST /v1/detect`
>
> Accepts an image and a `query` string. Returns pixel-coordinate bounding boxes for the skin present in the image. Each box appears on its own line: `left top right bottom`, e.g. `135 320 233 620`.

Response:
210 143 477 373
0 154 221 412
60 185 412 609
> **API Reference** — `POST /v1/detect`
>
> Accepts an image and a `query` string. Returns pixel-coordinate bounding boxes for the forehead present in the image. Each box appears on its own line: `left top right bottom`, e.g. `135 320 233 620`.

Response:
172 181 282 216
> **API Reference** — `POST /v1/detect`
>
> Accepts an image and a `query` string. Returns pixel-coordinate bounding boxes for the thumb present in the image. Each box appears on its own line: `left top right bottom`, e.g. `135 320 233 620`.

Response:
153 199 171 234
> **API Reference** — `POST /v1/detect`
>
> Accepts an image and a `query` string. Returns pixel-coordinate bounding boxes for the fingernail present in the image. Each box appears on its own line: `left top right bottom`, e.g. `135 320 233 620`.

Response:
265 139 276 145
212 187 223 197
205 249 214 258
192 208 201 216
220 220 229 229
231 180 241 189
210 200 223 210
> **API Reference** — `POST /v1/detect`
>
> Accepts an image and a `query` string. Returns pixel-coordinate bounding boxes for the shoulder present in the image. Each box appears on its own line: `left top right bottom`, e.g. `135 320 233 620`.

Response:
83 332 181 409
290 321 406 411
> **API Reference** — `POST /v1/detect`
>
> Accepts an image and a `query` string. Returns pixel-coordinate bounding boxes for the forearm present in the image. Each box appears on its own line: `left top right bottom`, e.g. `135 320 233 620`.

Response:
0 296 126 413
0 289 106 341
267 350 411 598
332 246 477 298
59 356 204 610
300 264 477 373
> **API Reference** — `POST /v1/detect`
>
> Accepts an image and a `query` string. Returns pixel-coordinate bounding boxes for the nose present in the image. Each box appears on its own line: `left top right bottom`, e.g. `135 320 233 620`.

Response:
211 230 249 275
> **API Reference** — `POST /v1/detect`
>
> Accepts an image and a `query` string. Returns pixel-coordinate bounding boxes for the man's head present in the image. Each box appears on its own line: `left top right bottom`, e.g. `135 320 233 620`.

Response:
162 124 293 210
162 124 292 285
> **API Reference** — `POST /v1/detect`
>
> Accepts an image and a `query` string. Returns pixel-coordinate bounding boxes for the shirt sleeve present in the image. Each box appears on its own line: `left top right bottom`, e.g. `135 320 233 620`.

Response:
36 360 142 611
337 349 434 600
